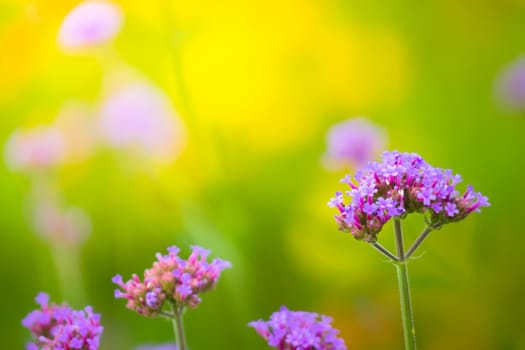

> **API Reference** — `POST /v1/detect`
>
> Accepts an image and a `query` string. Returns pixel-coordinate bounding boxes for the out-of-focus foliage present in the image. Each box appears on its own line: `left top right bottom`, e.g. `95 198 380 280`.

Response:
1 0 524 349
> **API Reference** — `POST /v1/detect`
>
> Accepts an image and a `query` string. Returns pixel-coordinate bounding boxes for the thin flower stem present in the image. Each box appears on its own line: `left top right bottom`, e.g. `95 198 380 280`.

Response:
395 262 417 350
169 303 188 350
370 242 399 262
405 226 433 259
393 217 405 260
393 217 417 350
159 311 174 319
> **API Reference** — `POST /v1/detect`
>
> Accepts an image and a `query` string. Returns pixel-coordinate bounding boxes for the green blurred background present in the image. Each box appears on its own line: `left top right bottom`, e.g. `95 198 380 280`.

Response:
1 0 524 349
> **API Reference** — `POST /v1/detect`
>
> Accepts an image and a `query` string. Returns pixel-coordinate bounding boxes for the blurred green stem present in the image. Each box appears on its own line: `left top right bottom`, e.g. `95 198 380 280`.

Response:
169 303 188 350
50 242 86 306
393 218 417 350
157 0 194 123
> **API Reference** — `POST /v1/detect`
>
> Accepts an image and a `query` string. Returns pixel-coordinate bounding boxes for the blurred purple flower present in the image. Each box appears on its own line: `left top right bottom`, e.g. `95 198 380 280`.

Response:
249 306 347 350
57 0 123 52
33 201 91 246
494 55 525 113
323 117 387 170
4 126 66 172
134 344 178 350
22 292 103 350
113 245 231 317
99 82 185 163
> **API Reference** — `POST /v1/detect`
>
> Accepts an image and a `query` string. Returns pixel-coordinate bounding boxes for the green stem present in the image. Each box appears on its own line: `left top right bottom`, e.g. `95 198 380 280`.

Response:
393 218 405 261
370 242 399 262
395 262 417 350
157 0 194 122
169 303 188 350
393 218 417 350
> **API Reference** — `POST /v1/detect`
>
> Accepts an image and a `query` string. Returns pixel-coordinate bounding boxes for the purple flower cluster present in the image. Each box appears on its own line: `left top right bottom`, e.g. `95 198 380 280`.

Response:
22 292 103 350
249 306 346 350
328 151 490 241
113 245 231 317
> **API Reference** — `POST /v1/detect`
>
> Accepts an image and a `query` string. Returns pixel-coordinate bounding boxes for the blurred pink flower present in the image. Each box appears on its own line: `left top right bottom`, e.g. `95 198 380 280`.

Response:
57 1 123 52
494 55 525 113
323 117 387 170
4 126 66 172
33 202 91 246
99 81 185 163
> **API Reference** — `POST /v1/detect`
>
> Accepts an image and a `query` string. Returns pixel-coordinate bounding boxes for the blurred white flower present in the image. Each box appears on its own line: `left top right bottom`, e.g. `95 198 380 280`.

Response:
99 81 185 163
5 126 66 172
57 1 123 52
323 117 387 170
33 202 91 246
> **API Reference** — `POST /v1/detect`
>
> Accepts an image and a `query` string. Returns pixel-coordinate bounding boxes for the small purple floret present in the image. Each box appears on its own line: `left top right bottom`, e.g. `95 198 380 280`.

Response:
145 291 158 308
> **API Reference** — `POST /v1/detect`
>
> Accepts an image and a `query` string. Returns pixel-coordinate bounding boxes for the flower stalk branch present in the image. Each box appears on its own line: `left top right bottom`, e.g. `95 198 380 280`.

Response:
370 242 399 261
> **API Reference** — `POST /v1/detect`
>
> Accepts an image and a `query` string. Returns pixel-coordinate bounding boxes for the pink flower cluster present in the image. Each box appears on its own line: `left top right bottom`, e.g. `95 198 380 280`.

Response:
4 126 65 172
22 292 103 350
113 246 231 317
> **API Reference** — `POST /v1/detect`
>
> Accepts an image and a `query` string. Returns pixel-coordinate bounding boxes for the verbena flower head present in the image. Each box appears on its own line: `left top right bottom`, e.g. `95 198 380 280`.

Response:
113 245 231 317
328 151 490 242
58 1 123 52
323 117 387 170
249 306 347 350
22 292 103 350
